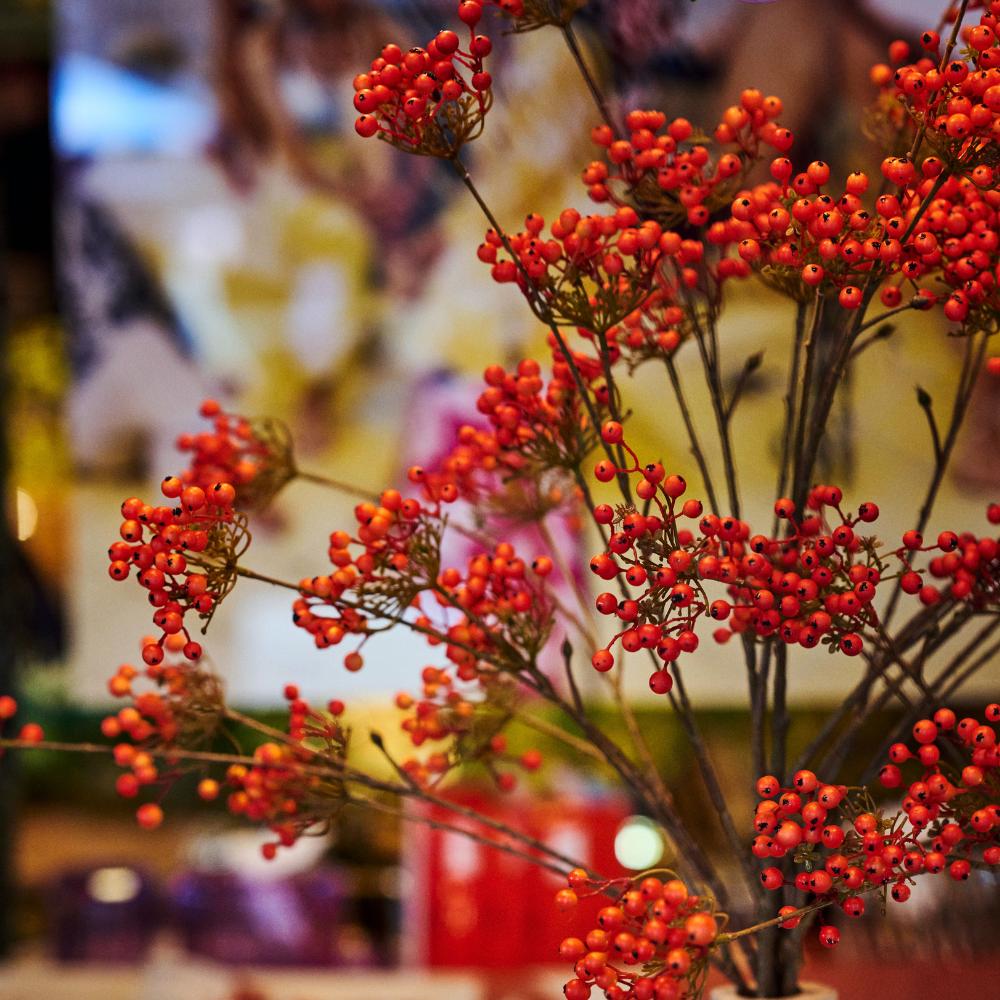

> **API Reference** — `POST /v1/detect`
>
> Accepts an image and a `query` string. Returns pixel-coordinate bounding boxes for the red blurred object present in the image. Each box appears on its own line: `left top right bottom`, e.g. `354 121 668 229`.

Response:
404 787 631 968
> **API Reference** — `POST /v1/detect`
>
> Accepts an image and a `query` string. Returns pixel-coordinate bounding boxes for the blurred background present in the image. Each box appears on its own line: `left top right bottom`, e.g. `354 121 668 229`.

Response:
0 0 998 997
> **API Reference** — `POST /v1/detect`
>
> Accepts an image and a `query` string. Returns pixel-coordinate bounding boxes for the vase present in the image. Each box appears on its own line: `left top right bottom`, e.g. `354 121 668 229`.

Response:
709 983 837 1000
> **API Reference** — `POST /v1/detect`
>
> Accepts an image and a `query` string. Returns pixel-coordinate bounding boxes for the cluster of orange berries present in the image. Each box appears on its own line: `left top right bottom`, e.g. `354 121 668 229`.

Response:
294 484 555 674
587 428 1000 686
102 646 222 830
557 871 720 1000
225 686 349 858
479 206 663 295
609 288 686 358
756 705 1000 949
108 479 238 667
353 2 492 150
872 14 1000 147
291 488 430 656
393 669 542 790
726 25 1000 316
104 662 182 744
587 97 790 221
895 508 1000 605
729 150 999 317
175 400 271 501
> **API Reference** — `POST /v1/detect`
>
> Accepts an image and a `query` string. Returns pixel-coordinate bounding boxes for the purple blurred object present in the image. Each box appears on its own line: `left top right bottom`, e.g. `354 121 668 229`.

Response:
49 866 161 963
170 869 346 966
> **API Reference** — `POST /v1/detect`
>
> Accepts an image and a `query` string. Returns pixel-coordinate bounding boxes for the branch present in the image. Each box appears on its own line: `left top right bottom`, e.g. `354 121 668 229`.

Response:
562 637 586 716
916 386 942 464
515 710 607 762
294 470 378 501
790 289 825 511
664 355 720 516
683 283 741 517
774 301 807 532
724 351 764 425
847 322 896 362
883 330 989 628
561 23 620 139
667 661 760 901
343 793 575 877
770 643 790 785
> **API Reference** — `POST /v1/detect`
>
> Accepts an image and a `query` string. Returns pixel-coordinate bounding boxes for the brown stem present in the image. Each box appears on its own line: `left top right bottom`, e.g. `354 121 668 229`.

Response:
667 661 760 901
882 330 988 628
774 301 807 533
294 470 377 500
770 643 789 785
608 665 677 812
236 566 301 591
790 290 825 511
531 667 728 905
344 794 575 877
561 23 620 139
750 641 772 783
537 517 599 650
664 355 720 516
515 711 607 761
686 293 741 517
942 0 972 65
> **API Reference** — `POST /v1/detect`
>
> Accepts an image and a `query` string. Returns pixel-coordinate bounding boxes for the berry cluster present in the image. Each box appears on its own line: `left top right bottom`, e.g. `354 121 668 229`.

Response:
587 96 790 231
557 871 720 1000
732 25 1000 317
408 356 595 502
108 480 243 666
393 668 543 791
353 2 493 158
175 399 294 510
480 207 664 332
102 641 353 850
293 489 555 675
585 427 1000 688
755 704 1000 949
102 645 227 829
226 688 350 857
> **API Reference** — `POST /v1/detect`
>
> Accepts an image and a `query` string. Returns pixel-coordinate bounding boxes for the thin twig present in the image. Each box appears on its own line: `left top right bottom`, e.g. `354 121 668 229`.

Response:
515 711 607 761
344 793 574 876
667 661 760 900
724 351 764 425
561 23 620 138
562 637 586 716
664 355 720 516
916 387 942 464
774 301 807 531
847 322 896 362
295 470 378 501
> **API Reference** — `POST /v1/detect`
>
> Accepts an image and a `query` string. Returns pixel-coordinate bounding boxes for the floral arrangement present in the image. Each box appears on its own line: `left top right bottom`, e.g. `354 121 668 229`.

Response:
4 0 1000 996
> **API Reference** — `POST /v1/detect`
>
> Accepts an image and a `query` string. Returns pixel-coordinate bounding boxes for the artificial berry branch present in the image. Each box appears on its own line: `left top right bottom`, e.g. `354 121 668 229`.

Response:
8 0 1000 997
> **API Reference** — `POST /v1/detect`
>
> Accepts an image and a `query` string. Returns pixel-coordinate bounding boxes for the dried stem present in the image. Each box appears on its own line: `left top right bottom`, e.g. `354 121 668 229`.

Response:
774 301 807 532
344 793 575 877
295 470 377 500
515 710 607 761
561 23 620 139
664 355 720 516
667 661 760 901
882 330 989 628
